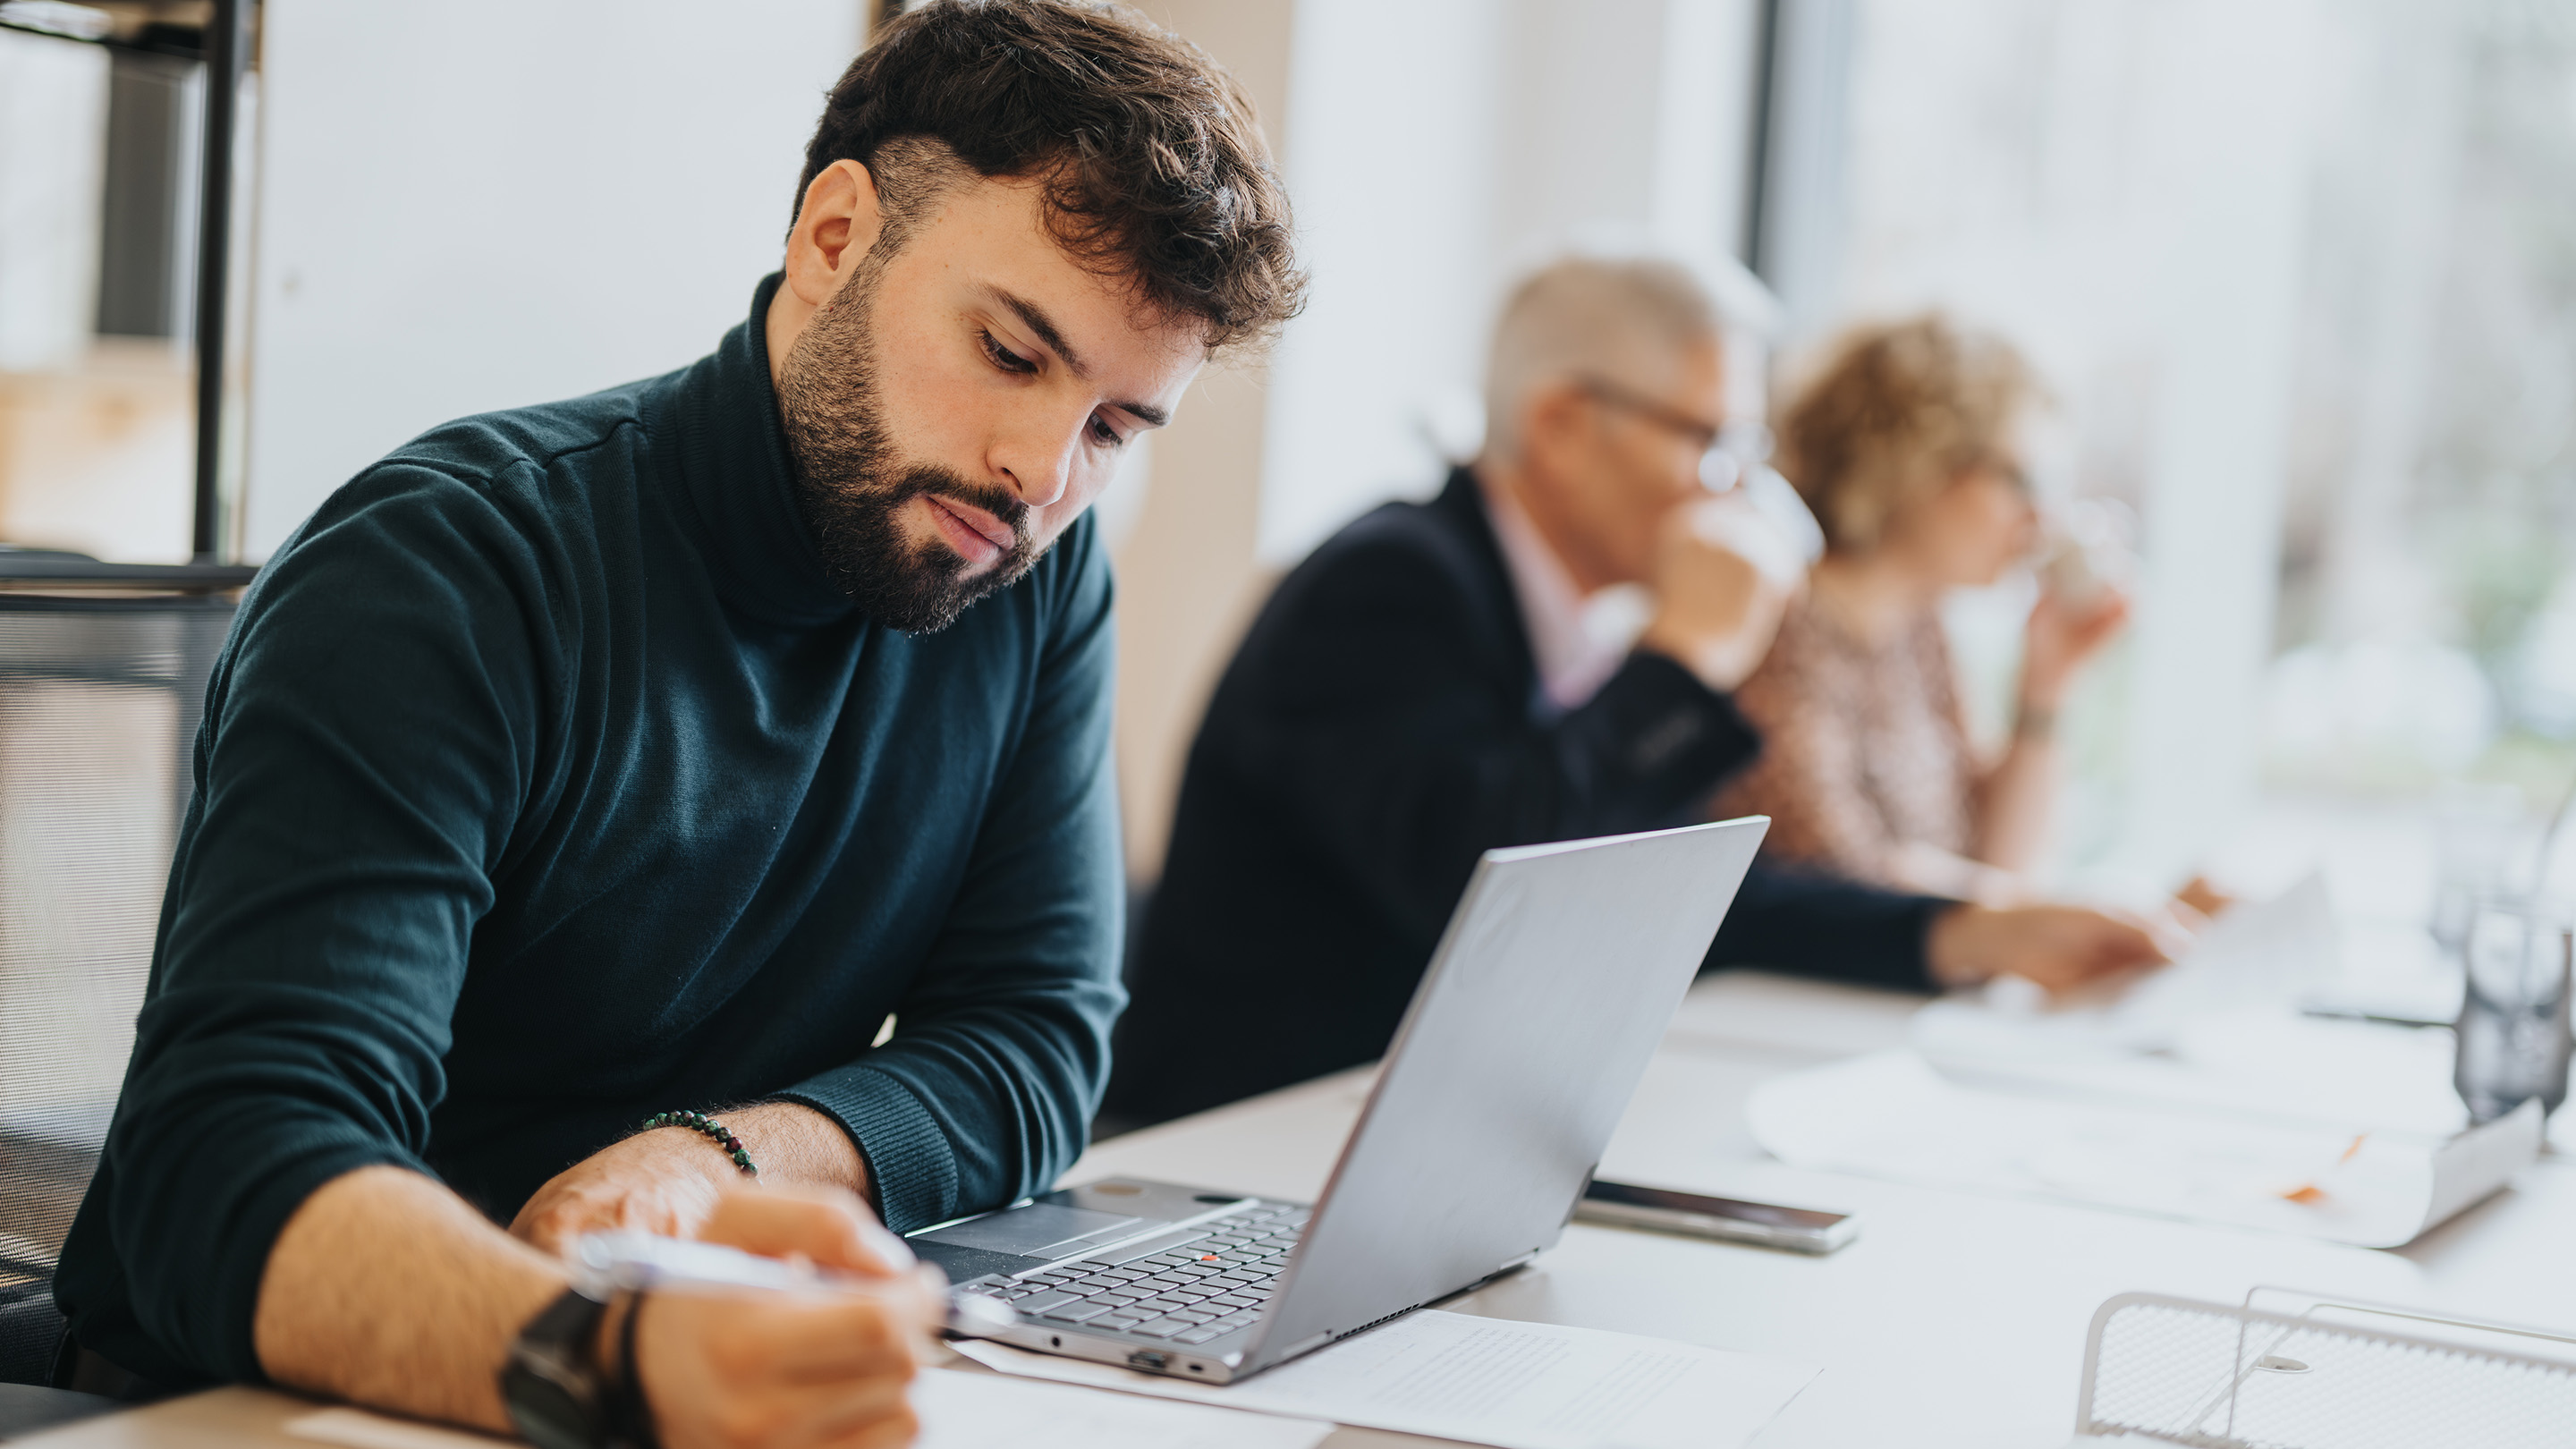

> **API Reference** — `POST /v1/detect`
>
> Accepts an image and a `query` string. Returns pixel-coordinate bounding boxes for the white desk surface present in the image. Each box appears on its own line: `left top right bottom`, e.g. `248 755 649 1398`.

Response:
29 970 2574 1449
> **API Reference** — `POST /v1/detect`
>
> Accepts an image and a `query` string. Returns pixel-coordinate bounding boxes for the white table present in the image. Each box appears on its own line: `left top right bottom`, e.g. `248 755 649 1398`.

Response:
1070 970 2576 1448
29 970 2574 1449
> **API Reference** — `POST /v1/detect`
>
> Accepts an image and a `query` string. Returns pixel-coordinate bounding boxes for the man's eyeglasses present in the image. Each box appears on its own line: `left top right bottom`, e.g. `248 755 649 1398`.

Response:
1570 371 1772 492
1571 371 1720 453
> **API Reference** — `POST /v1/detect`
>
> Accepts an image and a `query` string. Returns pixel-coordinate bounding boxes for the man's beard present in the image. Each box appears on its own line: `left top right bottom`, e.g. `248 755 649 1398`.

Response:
776 260 1040 634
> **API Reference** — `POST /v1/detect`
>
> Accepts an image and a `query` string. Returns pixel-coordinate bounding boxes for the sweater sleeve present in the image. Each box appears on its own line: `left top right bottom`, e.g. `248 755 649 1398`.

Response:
1705 860 1946 990
774 520 1123 1233
1211 536 1763 953
62 465 549 1385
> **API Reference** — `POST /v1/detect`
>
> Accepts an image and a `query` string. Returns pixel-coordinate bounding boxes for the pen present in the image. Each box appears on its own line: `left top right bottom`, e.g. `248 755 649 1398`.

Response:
571 1232 1015 1337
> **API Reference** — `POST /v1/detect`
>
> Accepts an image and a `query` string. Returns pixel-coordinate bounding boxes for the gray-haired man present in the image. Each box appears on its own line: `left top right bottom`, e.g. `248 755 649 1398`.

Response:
1110 253 2171 1126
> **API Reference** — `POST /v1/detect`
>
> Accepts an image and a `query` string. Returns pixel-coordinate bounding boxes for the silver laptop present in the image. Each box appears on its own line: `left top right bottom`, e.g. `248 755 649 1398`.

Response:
910 817 1767 1384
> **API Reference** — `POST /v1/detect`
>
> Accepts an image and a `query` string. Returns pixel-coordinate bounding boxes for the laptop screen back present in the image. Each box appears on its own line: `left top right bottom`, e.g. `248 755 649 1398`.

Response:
1242 817 1766 1371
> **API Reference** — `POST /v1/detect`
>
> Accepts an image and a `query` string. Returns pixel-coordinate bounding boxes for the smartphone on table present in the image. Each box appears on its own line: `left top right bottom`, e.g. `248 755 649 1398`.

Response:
1574 1178 1859 1255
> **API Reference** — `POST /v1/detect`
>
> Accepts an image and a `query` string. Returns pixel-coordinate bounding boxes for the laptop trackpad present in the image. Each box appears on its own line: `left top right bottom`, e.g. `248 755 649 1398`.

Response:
912 1203 1151 1258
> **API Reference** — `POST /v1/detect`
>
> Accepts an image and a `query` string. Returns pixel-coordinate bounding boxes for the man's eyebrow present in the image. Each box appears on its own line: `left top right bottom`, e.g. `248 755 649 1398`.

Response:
987 286 1089 378
983 284 1172 429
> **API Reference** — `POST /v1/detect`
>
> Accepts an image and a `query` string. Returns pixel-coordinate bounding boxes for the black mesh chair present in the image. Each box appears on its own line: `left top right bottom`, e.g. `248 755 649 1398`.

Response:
0 0 259 1431
0 585 238 1393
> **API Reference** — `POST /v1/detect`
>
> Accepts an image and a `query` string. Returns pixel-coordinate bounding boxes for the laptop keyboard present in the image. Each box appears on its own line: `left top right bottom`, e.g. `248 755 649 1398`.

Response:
967 1202 1309 1346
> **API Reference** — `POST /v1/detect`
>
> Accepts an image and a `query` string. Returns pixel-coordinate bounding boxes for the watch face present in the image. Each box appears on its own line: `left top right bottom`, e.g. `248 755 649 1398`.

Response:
504 1361 600 1449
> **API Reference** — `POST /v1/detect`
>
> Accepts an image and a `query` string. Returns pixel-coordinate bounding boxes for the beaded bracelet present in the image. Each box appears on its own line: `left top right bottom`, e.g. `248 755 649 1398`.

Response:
640 1109 758 1178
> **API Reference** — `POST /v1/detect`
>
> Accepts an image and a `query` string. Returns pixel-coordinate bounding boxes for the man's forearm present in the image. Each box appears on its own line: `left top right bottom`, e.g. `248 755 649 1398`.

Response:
255 1165 569 1433
508 1101 877 1258
716 1101 870 1198
257 1165 936 1448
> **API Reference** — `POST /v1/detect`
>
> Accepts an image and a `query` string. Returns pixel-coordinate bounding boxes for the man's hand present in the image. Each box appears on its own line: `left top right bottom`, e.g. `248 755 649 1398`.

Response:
1926 901 2192 993
512 1102 870 1257
512 1129 733 1254
1636 493 1802 692
623 1188 940 1449
257 1167 937 1447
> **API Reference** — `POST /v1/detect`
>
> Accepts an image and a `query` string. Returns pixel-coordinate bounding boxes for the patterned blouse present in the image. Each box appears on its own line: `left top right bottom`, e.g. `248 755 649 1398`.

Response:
1711 592 1979 890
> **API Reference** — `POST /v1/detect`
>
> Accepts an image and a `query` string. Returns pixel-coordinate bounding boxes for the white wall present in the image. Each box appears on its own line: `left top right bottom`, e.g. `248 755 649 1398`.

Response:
1655 0 1769 267
1252 0 1505 563
1251 0 1770 565
243 1 865 558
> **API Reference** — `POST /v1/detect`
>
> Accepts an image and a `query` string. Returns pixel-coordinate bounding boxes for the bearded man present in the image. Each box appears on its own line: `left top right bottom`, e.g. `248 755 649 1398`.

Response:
50 5 1300 1447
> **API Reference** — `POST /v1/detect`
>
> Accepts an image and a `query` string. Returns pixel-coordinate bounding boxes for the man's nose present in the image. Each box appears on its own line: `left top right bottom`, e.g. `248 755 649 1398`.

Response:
992 421 1078 511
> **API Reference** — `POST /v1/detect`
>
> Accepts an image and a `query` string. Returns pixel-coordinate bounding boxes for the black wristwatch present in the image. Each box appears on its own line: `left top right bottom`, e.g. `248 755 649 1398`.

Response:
501 1288 628 1449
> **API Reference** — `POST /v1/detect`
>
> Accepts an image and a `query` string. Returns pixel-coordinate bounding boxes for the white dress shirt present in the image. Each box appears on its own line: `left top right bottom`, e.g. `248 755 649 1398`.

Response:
1477 473 1652 716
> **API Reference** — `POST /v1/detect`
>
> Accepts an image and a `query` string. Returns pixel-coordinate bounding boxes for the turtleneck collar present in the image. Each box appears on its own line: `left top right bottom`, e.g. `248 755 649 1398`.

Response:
650 272 858 628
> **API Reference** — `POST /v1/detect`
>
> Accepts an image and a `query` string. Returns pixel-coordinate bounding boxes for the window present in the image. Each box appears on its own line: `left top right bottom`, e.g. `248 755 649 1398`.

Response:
1767 0 2576 888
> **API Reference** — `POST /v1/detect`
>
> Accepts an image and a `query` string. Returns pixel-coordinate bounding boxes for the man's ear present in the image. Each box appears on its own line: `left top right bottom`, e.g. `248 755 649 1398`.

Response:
1518 381 1591 478
784 159 885 309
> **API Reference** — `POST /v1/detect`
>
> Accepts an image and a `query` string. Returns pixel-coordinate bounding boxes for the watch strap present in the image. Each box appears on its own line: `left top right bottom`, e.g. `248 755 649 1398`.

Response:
501 1287 613 1449
609 1289 659 1449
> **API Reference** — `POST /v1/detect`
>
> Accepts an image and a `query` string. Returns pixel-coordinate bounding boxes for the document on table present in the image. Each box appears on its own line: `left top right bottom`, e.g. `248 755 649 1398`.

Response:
1921 875 2343 1068
953 1309 1820 1449
1912 994 2473 1137
911 1368 1332 1449
1747 1048 2540 1248
285 1368 1331 1449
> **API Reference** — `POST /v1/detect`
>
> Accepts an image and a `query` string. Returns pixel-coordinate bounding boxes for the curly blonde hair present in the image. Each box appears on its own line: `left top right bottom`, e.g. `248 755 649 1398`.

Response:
1775 316 2035 553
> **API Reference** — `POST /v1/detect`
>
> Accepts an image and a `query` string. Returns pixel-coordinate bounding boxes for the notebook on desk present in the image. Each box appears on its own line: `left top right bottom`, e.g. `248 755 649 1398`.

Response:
910 817 1767 1385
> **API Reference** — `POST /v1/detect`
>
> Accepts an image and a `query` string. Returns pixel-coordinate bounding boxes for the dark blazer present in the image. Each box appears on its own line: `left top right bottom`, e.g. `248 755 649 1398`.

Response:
1110 468 1945 1125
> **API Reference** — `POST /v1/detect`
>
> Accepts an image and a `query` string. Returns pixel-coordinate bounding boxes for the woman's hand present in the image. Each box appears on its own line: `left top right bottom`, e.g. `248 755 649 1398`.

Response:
2019 585 2130 712
2174 875 2234 919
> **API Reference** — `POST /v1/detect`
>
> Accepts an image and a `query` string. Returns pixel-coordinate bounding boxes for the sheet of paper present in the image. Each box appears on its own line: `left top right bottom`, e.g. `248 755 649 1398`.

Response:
2110 873 2339 1038
287 1409 511 1449
288 1368 1332 1449
1913 999 2472 1137
953 1309 1818 1449
1747 1048 2538 1248
1910 874 2478 1138
1944 875 2341 1058
912 1367 1332 1449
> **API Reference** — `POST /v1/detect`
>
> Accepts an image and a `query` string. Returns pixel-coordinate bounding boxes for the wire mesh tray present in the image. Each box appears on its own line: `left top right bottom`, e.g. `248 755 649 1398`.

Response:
2076 1290 2576 1448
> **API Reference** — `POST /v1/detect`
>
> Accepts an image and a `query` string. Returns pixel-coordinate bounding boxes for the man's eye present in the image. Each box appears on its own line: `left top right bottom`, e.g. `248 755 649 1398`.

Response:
1089 414 1124 447
980 330 1037 375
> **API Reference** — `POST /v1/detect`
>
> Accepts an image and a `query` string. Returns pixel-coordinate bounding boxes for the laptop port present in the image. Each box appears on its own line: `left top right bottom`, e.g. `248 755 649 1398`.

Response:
1127 1350 1169 1371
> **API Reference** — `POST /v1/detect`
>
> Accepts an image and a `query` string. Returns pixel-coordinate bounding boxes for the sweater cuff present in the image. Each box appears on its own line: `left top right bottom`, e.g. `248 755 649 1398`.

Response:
774 1067 960 1233
214 1140 426 1383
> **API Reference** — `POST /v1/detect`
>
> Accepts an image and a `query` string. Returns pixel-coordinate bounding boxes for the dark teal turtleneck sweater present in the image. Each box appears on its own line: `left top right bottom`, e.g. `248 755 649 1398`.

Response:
55 275 1124 1386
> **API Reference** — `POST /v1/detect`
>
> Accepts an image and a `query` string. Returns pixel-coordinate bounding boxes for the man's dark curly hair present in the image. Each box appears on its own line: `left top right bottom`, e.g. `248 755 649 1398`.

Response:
796 0 1305 352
